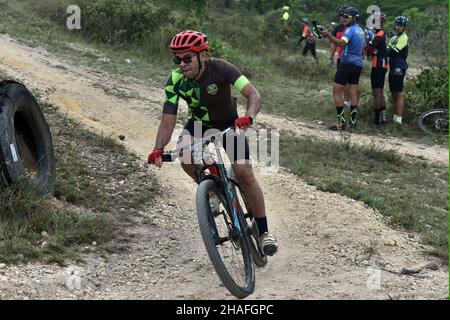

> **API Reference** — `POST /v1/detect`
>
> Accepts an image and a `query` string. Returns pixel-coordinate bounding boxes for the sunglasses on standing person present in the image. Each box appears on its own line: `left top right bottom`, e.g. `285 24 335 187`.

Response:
340 14 353 20
173 53 195 65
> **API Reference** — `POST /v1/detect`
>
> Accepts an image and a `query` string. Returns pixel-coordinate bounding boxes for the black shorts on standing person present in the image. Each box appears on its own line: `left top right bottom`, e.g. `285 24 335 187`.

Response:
334 63 363 85
388 68 405 92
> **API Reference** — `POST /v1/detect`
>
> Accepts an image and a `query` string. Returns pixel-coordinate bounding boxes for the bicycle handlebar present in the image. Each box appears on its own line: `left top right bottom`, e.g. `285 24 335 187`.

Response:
161 126 234 162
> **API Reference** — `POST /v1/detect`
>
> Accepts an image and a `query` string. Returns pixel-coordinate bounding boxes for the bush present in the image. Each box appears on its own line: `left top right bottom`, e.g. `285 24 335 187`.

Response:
80 0 172 44
405 67 449 116
269 54 334 80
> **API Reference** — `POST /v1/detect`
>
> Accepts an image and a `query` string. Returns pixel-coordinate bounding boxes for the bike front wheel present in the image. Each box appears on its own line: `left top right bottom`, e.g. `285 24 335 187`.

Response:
417 109 449 135
196 179 255 298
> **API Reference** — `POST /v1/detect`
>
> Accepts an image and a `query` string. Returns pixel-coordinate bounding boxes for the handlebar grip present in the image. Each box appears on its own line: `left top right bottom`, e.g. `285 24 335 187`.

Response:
162 152 174 162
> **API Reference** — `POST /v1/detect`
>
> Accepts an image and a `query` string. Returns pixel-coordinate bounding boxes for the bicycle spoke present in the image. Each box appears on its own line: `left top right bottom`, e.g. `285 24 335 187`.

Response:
418 109 449 135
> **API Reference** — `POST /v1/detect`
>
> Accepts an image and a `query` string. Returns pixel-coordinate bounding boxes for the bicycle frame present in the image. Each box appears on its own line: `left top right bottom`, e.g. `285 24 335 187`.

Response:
163 127 245 235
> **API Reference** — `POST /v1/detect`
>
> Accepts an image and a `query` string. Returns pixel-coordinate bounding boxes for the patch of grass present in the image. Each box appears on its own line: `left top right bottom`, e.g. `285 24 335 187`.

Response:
1 0 446 144
54 142 108 211
280 132 448 259
0 84 160 265
0 180 114 264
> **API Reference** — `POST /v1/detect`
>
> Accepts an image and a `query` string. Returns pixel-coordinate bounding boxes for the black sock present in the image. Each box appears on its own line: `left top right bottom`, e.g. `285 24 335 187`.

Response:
380 107 387 123
350 106 358 124
374 109 381 125
336 106 345 124
255 217 268 236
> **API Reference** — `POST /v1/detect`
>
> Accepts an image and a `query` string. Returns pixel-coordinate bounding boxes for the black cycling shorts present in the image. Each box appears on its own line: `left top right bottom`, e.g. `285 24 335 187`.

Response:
302 42 316 57
371 67 387 89
180 120 250 162
334 63 363 85
389 69 405 92
336 58 341 68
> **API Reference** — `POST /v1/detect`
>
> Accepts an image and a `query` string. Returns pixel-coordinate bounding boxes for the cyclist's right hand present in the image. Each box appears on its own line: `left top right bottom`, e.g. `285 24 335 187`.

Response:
235 116 254 129
148 148 163 167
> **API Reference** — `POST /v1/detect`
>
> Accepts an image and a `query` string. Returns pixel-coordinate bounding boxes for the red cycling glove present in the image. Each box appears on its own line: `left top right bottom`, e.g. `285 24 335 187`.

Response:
148 148 163 164
234 116 254 129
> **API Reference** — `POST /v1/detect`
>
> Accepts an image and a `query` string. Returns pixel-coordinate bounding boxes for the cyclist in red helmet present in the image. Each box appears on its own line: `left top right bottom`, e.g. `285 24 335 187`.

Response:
148 30 278 256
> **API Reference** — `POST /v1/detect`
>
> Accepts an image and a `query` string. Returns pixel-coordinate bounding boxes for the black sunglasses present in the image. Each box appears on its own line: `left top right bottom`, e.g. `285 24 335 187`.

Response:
173 54 195 65
340 14 352 20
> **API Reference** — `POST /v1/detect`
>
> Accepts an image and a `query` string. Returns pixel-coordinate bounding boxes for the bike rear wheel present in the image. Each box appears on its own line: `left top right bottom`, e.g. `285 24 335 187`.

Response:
196 179 255 298
417 109 449 135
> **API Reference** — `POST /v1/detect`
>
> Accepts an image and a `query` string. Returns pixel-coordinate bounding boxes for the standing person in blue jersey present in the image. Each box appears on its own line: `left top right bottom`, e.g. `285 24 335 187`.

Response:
387 16 409 126
320 6 366 130
329 6 351 109
366 12 388 127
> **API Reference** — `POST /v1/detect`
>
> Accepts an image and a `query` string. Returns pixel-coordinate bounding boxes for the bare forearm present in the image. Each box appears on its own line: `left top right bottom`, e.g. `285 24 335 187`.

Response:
330 43 337 57
323 31 346 47
246 91 261 119
328 35 346 47
154 114 176 150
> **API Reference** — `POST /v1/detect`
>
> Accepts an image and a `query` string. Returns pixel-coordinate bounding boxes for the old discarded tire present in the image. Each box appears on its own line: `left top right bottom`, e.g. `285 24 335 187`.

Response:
0 81 55 195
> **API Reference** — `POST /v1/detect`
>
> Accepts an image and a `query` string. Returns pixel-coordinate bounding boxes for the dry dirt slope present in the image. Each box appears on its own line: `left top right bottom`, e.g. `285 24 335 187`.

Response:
0 34 448 299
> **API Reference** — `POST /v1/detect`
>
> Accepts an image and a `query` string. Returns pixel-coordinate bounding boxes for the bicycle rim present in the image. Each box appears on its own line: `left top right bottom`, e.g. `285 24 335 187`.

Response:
418 109 449 135
196 179 255 298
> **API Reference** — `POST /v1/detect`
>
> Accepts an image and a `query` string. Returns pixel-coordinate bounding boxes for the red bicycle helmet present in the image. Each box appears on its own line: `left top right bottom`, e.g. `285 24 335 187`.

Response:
170 30 209 53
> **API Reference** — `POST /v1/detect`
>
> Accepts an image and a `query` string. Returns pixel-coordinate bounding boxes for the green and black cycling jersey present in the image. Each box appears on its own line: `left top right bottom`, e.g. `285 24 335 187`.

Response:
387 32 408 71
163 58 250 126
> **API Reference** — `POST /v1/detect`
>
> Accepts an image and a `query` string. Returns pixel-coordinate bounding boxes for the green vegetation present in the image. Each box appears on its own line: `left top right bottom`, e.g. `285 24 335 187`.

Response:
0 0 447 141
0 179 113 264
280 132 448 259
0 95 160 265
0 1 447 261
405 67 449 114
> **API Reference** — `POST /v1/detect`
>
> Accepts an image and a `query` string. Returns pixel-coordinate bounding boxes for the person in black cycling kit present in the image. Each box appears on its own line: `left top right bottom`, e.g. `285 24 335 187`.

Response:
147 30 278 256
387 16 409 126
298 18 317 60
366 12 388 126
320 7 366 130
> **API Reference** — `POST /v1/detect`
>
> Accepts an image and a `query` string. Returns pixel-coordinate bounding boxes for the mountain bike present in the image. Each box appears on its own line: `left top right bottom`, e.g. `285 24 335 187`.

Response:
417 109 448 135
162 127 267 298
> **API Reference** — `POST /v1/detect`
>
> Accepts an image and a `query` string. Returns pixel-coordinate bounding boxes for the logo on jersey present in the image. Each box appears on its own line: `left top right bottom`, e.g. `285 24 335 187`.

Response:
207 83 218 95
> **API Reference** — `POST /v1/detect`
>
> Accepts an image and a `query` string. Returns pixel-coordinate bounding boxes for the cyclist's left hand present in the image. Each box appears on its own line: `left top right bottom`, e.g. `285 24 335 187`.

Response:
235 116 253 129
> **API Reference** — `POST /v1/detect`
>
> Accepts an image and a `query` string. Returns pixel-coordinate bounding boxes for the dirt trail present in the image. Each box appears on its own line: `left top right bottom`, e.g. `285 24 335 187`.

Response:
0 34 447 299
256 113 448 166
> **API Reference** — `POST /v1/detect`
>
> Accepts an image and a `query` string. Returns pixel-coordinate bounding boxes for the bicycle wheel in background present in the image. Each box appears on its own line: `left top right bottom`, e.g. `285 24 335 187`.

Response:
196 179 255 298
417 109 449 135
